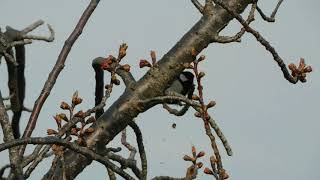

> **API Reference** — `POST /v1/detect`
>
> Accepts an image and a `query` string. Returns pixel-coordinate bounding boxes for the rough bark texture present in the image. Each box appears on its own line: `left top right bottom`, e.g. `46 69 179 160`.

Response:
46 0 253 179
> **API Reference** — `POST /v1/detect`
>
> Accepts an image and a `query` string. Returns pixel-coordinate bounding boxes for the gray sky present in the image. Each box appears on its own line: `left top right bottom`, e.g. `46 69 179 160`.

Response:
1 1 319 179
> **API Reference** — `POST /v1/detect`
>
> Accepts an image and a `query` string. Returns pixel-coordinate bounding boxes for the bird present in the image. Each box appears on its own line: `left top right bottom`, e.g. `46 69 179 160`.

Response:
165 71 195 104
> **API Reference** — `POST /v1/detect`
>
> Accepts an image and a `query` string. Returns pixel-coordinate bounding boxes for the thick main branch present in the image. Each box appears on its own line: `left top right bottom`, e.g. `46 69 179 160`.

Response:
48 0 252 179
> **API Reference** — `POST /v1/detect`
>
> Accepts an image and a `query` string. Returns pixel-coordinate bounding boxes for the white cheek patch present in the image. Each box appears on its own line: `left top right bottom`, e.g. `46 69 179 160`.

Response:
179 74 188 82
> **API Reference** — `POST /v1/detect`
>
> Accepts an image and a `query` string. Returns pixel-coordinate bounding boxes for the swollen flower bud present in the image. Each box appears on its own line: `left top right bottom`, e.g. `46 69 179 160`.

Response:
183 155 195 162
60 101 70 110
194 112 202 118
85 127 95 133
118 43 128 60
150 50 157 65
72 91 82 106
111 75 120 85
86 116 96 124
121 64 131 72
198 55 205 62
192 146 197 157
58 113 68 122
304 66 312 73
192 95 200 101
74 110 85 118
47 129 58 135
198 72 205 79
197 162 203 168
139 59 152 68
207 101 216 109
197 151 205 158
204 167 214 175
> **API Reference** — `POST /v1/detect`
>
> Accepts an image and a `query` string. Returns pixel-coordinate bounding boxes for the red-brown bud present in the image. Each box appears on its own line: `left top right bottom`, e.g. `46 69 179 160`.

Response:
304 66 312 73
71 128 79 136
197 162 203 168
192 146 197 157
111 75 120 85
207 101 216 109
194 112 202 118
84 127 95 134
60 101 70 110
47 129 58 135
204 167 214 175
72 91 82 106
198 55 205 62
121 64 131 72
118 43 128 60
105 84 112 90
197 151 205 158
220 169 229 179
150 50 157 65
210 156 217 164
298 58 306 70
58 113 68 122
53 115 61 125
139 59 152 68
74 110 85 118
183 155 195 162
86 116 96 124
192 95 200 101
198 72 205 79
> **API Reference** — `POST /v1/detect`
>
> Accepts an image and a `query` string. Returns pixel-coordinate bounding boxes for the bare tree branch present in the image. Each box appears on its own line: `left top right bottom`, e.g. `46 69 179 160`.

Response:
0 137 135 180
214 0 311 84
128 121 147 180
0 91 23 179
191 0 204 14
21 0 101 156
256 0 284 22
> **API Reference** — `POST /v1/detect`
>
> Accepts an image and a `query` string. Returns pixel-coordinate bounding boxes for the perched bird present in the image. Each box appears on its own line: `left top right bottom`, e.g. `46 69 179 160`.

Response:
165 71 195 104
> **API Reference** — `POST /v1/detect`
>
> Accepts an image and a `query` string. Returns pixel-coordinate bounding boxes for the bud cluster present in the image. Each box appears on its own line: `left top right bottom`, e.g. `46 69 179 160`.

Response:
48 91 97 148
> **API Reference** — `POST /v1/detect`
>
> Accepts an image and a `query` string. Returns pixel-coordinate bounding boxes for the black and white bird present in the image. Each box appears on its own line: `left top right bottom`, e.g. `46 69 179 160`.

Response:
165 71 195 103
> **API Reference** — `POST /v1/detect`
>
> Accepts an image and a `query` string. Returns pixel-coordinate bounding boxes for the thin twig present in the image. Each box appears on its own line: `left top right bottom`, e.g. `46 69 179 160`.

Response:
21 0 101 157
128 121 147 180
256 0 284 22
107 168 117 180
21 20 44 34
3 51 18 66
192 59 224 179
0 137 135 180
24 95 109 178
214 0 302 84
191 0 204 13
0 91 23 179
213 2 257 43
22 24 55 42
163 103 190 116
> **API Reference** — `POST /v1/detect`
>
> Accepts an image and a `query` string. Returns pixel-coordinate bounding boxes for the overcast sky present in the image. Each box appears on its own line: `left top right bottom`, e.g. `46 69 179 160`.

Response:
0 1 319 179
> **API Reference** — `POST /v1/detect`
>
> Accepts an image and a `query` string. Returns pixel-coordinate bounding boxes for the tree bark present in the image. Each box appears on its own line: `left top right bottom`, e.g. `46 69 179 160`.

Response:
45 0 253 179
